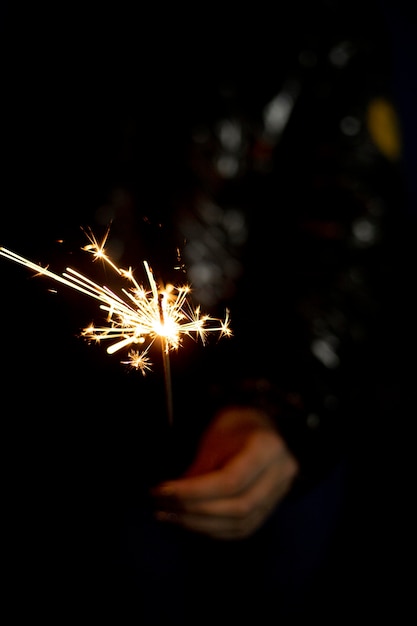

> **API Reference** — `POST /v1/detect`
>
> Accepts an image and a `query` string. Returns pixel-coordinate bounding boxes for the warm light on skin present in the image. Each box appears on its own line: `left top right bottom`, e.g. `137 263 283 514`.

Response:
0 228 232 376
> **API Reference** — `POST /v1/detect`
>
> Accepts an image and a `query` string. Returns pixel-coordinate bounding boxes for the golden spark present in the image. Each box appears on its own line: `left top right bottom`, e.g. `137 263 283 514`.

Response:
0 229 232 424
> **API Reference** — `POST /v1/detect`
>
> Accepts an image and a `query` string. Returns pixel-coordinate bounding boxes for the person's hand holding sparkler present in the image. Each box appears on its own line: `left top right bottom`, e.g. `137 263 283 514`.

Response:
151 406 299 540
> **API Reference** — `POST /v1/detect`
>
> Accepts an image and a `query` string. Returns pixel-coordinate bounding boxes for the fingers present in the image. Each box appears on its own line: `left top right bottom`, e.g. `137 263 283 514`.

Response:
154 430 279 501
151 432 299 540
156 464 292 540
152 427 286 505
156 507 269 540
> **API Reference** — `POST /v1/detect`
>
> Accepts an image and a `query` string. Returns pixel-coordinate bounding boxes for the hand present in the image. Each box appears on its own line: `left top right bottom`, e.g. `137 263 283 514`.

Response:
151 406 299 540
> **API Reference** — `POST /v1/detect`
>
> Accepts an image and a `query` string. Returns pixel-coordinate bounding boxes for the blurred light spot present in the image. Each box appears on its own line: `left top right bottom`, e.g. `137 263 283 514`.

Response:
352 217 376 245
217 119 242 152
329 40 355 67
311 338 340 368
263 80 300 139
212 119 245 179
188 261 224 307
223 208 247 244
179 198 246 306
216 153 240 178
184 238 206 262
189 261 221 285
340 115 361 136
366 97 402 161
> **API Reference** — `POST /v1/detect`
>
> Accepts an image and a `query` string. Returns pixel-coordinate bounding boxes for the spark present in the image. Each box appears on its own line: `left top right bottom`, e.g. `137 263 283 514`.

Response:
121 348 153 375
0 230 232 375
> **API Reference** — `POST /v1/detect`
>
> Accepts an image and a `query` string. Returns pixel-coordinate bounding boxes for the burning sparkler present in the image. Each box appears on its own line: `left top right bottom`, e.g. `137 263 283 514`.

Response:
0 227 232 425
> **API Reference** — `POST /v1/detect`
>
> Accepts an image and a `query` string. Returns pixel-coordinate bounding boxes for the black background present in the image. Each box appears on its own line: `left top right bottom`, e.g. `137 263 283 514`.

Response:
1 1 416 621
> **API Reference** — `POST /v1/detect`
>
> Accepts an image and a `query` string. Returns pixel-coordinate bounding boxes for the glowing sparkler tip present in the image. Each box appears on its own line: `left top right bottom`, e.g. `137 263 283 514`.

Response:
1 229 233 375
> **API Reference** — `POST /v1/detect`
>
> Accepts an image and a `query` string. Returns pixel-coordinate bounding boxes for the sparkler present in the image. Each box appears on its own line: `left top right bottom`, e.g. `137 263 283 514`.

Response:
0 227 232 425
